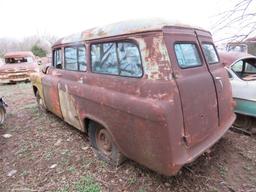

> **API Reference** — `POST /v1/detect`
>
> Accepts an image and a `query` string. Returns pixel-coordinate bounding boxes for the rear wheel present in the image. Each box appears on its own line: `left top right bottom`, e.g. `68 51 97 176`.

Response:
0 106 6 125
88 121 126 166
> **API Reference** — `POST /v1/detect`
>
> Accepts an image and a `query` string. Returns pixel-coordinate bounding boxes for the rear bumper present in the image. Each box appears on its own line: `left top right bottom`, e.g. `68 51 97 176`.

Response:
166 114 236 176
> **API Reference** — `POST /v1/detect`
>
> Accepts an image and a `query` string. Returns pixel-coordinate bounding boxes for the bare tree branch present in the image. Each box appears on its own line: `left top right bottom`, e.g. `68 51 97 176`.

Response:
212 0 256 43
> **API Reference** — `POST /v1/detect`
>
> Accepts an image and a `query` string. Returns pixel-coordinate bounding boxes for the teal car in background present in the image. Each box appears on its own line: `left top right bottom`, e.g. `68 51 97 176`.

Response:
220 52 256 134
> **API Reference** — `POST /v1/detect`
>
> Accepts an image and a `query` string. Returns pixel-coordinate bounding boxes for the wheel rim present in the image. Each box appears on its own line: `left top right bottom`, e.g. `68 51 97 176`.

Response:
96 129 112 155
0 108 5 124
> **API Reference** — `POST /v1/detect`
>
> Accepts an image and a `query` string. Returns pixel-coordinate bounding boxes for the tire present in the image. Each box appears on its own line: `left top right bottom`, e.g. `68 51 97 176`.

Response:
234 114 253 131
0 106 6 125
36 91 47 113
88 121 126 166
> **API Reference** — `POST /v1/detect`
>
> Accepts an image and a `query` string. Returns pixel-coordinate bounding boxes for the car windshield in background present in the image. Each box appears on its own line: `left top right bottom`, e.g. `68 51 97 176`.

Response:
5 57 33 64
231 58 256 81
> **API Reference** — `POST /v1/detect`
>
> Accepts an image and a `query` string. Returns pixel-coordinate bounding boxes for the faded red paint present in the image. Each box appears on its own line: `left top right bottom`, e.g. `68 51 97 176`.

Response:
31 20 235 176
0 51 38 83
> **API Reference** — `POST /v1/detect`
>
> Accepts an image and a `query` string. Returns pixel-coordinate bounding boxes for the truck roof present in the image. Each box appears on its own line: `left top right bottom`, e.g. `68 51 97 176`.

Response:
53 18 206 46
4 51 35 58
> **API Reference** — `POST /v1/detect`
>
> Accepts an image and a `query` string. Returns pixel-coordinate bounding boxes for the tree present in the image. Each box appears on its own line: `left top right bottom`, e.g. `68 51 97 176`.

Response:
212 0 256 43
31 44 47 57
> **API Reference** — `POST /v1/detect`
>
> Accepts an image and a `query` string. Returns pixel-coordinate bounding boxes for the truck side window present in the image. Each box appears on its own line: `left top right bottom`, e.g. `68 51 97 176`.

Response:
202 43 219 64
65 47 78 71
64 46 87 71
78 46 86 71
91 41 142 77
174 43 202 68
91 43 119 75
117 42 142 77
53 49 62 69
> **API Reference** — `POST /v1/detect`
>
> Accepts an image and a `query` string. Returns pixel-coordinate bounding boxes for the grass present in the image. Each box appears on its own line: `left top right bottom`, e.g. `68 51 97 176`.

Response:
56 176 101 192
217 163 228 177
75 176 101 192
127 177 137 185
137 188 146 192
15 145 30 156
67 166 76 173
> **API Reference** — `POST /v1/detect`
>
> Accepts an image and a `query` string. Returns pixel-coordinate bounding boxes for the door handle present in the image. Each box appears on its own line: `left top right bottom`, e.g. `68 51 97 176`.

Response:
215 76 223 89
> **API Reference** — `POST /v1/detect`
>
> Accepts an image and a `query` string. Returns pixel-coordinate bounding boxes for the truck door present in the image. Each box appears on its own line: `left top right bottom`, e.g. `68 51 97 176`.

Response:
56 45 86 131
164 27 219 147
42 48 63 118
195 30 235 127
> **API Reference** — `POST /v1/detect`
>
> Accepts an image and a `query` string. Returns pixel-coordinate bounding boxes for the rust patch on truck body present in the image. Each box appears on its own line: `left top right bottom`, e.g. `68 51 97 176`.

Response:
32 19 235 176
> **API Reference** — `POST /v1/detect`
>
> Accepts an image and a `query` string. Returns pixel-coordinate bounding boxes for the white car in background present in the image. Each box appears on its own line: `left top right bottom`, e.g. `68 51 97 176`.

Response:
220 52 256 134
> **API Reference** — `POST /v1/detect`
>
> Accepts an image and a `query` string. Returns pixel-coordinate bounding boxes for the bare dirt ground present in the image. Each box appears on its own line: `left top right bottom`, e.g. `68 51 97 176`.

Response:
0 83 256 192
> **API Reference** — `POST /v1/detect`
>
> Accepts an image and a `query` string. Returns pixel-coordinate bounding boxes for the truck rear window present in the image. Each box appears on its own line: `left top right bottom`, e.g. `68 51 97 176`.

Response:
174 43 202 69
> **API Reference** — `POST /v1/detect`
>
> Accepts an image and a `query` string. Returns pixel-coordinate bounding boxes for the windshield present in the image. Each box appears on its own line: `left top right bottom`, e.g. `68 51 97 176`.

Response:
231 58 256 81
5 56 34 64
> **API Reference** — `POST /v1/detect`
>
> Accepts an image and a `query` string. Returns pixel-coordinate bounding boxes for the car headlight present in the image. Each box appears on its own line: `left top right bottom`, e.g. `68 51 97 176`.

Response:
0 74 8 78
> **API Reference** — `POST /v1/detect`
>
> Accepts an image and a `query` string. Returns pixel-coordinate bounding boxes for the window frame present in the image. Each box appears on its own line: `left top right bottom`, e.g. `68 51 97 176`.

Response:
202 42 220 65
173 41 203 69
52 48 62 69
90 40 144 78
64 44 87 72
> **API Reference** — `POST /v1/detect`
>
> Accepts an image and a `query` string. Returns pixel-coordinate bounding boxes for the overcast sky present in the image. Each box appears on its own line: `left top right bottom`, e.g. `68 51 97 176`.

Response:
0 0 235 41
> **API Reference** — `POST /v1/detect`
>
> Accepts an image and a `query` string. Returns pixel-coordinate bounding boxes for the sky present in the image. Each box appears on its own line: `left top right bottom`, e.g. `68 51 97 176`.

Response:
0 0 237 41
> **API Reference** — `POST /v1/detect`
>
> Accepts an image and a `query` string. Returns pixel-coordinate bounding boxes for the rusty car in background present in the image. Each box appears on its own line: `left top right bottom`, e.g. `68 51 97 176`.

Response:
0 51 39 84
226 37 256 56
221 51 256 134
31 19 235 176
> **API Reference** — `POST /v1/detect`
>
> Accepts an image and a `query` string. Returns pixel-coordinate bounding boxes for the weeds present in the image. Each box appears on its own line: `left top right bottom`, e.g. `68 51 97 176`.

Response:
74 176 101 192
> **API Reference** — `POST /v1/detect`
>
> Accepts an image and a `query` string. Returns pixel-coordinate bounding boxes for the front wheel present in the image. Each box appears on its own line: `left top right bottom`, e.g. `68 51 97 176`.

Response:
0 106 6 125
88 121 126 166
36 91 47 113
